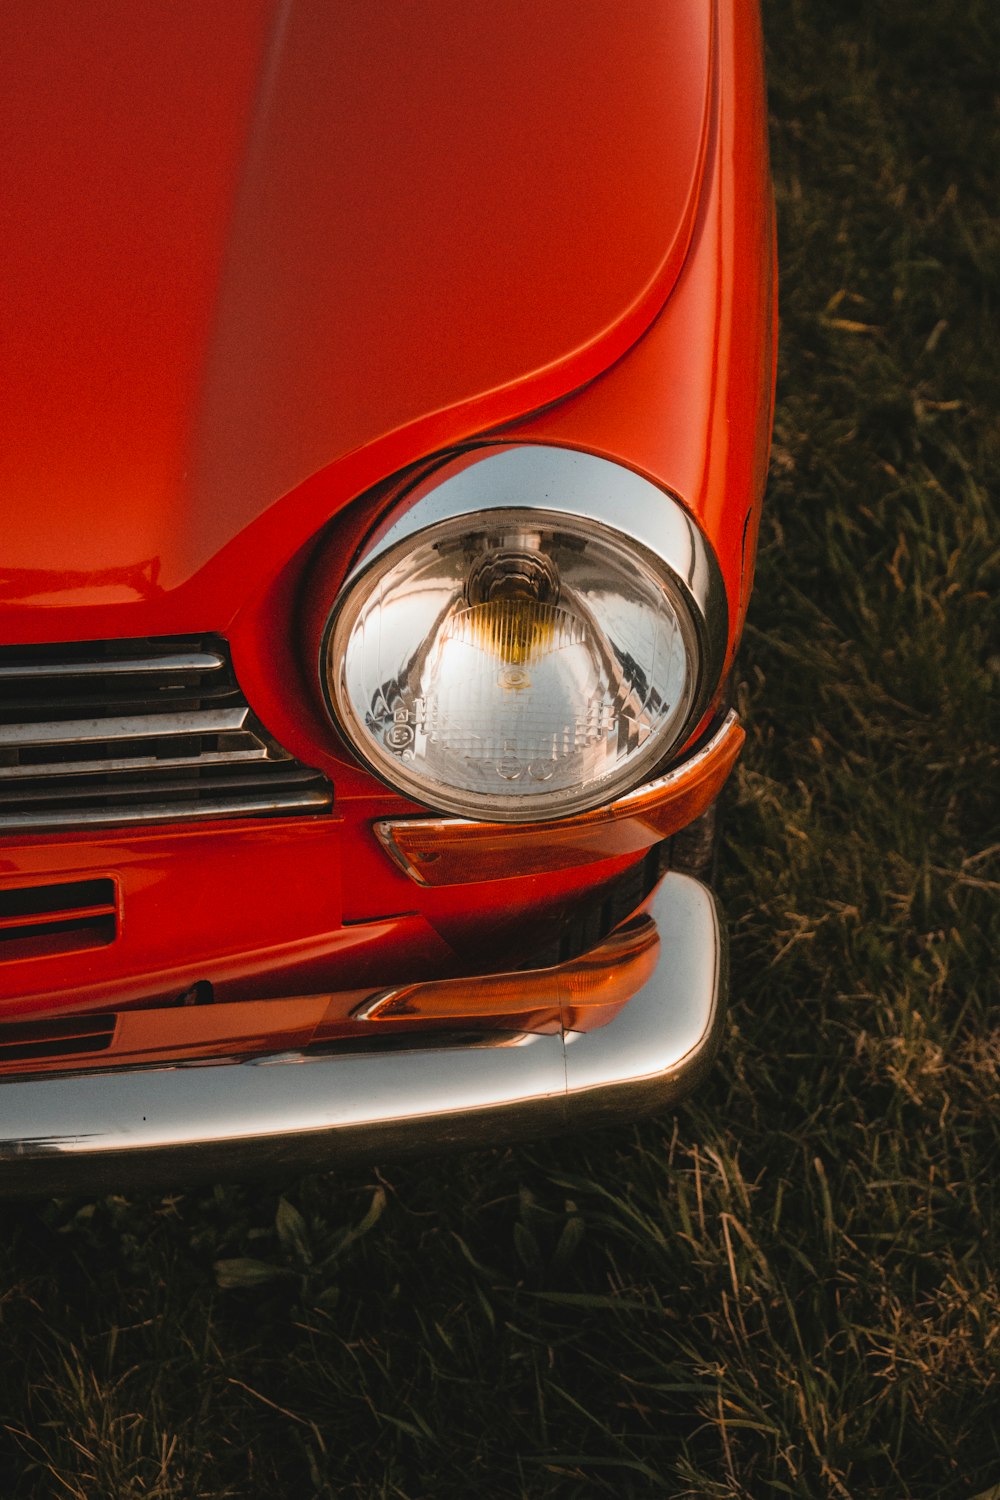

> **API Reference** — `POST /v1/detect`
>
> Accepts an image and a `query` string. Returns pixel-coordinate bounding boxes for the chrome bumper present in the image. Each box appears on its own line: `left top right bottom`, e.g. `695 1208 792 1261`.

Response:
0 873 725 1195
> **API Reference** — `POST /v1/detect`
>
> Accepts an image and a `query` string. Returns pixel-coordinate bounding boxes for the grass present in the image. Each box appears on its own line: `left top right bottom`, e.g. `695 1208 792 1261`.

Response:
2 0 998 1494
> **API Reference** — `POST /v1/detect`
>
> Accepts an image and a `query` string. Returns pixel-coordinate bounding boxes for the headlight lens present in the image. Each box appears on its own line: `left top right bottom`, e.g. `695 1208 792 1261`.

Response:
322 447 726 822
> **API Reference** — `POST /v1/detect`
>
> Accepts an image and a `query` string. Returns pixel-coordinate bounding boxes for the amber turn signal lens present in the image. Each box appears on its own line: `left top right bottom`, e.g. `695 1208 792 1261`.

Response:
375 710 744 887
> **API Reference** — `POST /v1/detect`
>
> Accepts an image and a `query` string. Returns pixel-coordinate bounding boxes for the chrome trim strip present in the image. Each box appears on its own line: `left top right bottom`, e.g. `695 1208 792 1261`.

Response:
587 709 738 817
0 747 273 780
0 789 332 831
0 651 227 681
0 873 724 1194
0 766 320 806
0 707 249 749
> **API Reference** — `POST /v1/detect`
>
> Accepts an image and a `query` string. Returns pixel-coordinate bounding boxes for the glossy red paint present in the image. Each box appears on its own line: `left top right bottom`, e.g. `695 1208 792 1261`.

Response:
236 0 774 794
0 908 660 1078
0 819 434 1021
1 3 775 1031
2 0 712 635
1 2 273 621
504 0 777 666
0 808 649 1022
234 0 774 798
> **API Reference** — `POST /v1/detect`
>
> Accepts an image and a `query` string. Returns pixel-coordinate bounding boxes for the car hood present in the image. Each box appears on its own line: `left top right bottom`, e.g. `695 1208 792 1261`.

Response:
1 1 713 628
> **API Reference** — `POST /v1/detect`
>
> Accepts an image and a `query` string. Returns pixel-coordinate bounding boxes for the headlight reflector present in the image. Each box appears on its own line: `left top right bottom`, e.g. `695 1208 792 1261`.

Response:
322 447 726 822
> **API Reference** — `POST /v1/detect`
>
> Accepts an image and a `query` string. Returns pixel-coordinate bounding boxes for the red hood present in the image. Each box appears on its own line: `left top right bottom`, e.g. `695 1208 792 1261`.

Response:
1 1 712 635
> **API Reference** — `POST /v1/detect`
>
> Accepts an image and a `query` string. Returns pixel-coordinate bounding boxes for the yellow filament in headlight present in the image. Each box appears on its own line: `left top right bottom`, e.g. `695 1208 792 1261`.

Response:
445 600 586 666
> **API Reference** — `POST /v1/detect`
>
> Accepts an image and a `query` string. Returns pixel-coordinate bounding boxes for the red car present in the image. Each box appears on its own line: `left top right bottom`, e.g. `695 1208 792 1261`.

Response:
0 1 775 1190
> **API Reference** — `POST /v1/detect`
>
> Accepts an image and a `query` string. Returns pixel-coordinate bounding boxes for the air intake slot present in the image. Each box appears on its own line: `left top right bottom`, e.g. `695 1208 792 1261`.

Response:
0 1011 116 1065
0 635 333 833
0 878 117 961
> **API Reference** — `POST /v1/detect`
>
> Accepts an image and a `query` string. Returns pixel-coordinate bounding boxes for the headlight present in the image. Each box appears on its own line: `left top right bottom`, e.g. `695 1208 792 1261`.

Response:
321 446 727 821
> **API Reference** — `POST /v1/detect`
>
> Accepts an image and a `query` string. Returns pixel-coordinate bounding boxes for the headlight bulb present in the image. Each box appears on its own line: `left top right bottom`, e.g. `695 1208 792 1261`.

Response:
320 446 726 822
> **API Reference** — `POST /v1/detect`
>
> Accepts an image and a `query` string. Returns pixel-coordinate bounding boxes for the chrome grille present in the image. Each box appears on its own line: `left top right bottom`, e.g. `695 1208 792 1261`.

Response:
0 635 333 832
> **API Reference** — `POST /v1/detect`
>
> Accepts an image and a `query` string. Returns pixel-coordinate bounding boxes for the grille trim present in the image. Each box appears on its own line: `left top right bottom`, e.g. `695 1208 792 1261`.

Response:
0 649 226 681
0 747 272 780
0 635 333 833
0 707 250 749
0 791 332 831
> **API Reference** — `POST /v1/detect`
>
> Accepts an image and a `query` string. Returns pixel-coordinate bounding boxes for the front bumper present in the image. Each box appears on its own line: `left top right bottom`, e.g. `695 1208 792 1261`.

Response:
0 872 725 1195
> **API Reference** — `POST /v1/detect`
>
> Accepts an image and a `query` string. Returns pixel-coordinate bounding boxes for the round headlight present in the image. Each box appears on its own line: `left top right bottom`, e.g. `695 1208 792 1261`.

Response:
322 446 727 822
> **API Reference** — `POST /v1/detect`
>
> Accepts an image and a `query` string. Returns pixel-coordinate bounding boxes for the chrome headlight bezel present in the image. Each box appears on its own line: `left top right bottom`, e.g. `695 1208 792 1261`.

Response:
319 445 728 821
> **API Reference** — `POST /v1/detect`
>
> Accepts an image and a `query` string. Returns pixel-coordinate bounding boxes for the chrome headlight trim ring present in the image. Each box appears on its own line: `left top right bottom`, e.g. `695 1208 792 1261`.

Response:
343 444 728 709
320 445 729 818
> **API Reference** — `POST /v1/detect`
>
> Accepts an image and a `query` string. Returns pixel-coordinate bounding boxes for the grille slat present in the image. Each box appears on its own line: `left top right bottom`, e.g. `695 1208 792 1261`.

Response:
0 650 226 681
0 707 250 749
0 683 243 718
0 790 332 831
0 765 322 806
0 635 333 832
0 746 272 780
